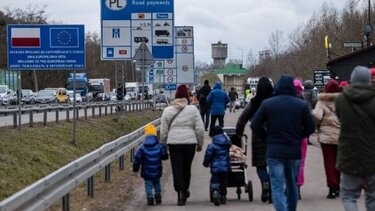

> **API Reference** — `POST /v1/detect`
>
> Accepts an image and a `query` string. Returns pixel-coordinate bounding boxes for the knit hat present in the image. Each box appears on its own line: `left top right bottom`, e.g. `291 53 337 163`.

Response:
339 81 349 88
324 80 340 93
144 124 157 136
350 66 371 84
293 79 304 94
370 68 375 76
175 84 189 100
204 80 209 85
210 126 223 137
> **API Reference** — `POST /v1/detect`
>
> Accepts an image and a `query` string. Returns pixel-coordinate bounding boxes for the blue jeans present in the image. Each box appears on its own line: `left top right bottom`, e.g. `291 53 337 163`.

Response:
341 172 375 211
267 158 301 211
145 178 161 198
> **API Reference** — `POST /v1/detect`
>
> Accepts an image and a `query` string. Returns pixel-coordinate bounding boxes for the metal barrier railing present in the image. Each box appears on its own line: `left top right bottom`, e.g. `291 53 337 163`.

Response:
0 101 153 128
0 118 161 211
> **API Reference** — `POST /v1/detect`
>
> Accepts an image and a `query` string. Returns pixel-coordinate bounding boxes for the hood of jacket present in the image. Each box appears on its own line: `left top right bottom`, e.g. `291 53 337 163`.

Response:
212 134 231 147
143 135 158 147
171 98 188 109
274 75 296 96
343 84 375 104
318 93 339 102
213 82 222 90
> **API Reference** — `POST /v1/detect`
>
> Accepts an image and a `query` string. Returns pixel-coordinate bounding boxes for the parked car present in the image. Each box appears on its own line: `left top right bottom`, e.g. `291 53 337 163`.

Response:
68 92 82 104
155 94 169 105
22 89 35 104
35 90 57 104
2 89 18 105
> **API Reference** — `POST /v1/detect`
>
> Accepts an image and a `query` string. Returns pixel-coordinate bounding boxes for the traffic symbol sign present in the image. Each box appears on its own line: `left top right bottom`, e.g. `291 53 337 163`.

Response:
181 39 187 45
182 65 189 72
167 69 174 75
181 46 188 52
167 76 173 83
133 42 154 65
167 59 173 64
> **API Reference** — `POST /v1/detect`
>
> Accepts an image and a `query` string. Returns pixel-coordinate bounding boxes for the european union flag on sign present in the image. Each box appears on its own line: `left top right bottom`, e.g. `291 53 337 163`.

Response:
50 27 79 48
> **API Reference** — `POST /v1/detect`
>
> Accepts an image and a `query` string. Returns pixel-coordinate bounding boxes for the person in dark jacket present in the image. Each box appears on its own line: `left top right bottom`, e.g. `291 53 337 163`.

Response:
335 66 375 211
133 124 169 206
235 77 273 203
198 80 212 131
203 126 231 206
206 81 230 136
251 75 315 211
303 80 317 110
228 87 238 113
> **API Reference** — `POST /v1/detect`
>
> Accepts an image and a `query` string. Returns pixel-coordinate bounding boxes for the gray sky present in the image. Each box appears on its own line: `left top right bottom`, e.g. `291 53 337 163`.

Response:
2 0 347 64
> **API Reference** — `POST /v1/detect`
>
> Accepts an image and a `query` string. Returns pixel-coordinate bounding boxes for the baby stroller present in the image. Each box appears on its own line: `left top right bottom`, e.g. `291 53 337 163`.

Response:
210 127 253 202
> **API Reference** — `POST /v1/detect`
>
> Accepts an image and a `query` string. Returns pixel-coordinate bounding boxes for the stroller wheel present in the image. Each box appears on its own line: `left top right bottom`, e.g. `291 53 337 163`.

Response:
247 180 253 201
236 186 242 200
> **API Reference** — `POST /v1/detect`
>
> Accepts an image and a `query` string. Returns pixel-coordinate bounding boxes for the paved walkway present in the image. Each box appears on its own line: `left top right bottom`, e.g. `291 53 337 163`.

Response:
125 109 366 211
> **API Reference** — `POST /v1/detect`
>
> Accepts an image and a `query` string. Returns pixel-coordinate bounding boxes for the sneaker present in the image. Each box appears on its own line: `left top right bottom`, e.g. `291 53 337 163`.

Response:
261 182 270 203
155 193 162 204
147 197 154 205
327 188 337 199
212 191 221 206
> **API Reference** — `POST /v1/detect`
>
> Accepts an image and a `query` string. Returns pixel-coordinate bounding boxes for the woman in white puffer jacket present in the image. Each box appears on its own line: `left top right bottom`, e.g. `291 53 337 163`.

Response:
160 84 204 206
312 79 341 199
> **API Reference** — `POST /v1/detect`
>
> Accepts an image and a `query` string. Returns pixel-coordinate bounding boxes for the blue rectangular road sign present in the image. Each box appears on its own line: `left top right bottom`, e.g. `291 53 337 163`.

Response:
164 84 176 90
100 0 174 60
7 24 85 70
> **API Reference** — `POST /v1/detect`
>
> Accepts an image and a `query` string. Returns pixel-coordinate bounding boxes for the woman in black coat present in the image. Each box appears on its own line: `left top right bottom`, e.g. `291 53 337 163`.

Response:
235 77 273 203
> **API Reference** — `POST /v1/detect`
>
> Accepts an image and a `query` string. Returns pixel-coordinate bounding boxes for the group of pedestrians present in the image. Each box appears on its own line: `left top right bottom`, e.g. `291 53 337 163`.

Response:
131 66 375 211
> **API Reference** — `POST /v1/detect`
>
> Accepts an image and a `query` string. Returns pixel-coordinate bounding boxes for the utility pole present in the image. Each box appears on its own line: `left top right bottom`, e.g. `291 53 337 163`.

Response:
368 0 372 47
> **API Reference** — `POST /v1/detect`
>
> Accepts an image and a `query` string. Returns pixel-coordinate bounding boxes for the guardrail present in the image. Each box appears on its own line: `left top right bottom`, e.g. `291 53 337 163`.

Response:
0 118 161 211
0 101 153 128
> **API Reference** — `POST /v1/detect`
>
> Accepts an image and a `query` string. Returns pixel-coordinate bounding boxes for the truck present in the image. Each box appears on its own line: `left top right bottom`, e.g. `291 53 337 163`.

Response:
125 82 152 100
88 78 111 101
66 73 92 102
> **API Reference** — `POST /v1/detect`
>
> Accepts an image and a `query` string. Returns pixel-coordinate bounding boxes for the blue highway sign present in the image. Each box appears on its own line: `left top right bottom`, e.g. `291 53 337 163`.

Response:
100 0 174 60
7 24 85 70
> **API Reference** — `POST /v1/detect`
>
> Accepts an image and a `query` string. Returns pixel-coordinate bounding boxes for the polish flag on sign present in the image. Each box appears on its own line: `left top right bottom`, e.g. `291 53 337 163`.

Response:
11 28 41 48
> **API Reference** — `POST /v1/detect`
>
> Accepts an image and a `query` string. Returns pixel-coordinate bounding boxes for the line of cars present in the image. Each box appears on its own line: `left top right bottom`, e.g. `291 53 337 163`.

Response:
0 85 84 106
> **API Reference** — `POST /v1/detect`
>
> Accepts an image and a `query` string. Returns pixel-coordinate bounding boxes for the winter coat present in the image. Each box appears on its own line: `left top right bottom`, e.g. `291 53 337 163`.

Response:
236 99 267 167
251 75 316 160
335 83 375 176
203 134 231 173
133 135 168 180
206 82 230 115
312 93 340 145
160 98 204 147
228 90 238 101
303 80 317 110
198 85 212 112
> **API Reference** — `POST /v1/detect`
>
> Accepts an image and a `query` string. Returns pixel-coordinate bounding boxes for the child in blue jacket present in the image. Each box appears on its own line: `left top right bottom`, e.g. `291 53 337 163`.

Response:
203 126 231 206
133 123 168 205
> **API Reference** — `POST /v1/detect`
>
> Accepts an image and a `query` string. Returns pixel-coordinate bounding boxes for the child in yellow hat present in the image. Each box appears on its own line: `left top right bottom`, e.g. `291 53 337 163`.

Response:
133 123 168 205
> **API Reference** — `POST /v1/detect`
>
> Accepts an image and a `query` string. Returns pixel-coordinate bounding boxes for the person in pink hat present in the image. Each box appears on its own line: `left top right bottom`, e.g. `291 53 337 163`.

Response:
293 79 308 200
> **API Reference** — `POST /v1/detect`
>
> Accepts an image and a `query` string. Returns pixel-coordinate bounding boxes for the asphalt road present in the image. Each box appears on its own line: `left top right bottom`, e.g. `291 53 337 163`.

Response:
124 108 366 211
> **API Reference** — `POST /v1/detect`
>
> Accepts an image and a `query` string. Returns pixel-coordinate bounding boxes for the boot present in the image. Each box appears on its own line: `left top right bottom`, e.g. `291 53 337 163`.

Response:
220 195 227 204
261 182 270 203
212 190 221 206
327 188 337 199
147 197 154 205
155 193 162 204
185 190 190 199
335 187 340 196
177 191 186 206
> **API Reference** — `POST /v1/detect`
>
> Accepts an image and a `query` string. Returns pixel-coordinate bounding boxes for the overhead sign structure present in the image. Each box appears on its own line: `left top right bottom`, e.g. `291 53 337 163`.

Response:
146 26 194 89
175 26 194 84
7 24 85 70
100 0 174 60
